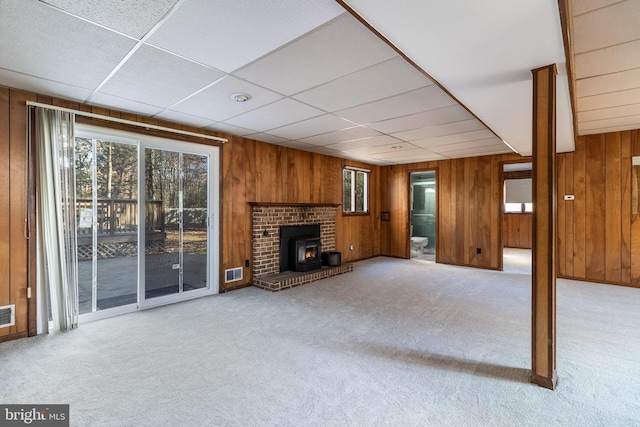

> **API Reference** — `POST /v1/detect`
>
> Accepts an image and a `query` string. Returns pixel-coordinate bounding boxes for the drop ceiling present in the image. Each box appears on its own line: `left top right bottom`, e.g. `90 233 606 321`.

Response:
1 0 630 165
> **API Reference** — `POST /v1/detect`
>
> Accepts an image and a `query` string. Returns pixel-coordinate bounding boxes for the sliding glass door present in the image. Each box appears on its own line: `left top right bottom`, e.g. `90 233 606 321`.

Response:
143 148 209 301
75 126 220 320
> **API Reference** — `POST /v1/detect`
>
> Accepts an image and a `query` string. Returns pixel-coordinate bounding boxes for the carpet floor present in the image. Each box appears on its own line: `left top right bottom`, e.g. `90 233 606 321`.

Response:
1 255 639 426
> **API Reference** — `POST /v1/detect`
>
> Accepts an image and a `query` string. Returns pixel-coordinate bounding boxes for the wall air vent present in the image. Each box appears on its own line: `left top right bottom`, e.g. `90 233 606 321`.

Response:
225 267 243 283
0 304 15 328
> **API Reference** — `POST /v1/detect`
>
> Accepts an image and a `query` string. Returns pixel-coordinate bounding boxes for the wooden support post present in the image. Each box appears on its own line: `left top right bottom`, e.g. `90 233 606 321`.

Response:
531 64 558 390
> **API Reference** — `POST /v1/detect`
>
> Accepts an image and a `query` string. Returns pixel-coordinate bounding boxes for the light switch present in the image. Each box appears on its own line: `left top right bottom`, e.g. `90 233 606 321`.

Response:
564 195 575 201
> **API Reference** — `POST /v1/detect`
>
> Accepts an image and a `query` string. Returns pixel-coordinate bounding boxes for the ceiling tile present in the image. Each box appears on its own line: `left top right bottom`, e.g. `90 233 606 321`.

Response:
266 114 355 140
375 153 445 164
171 75 283 122
298 126 381 146
578 87 640 111
577 103 640 122
324 135 404 151
205 122 254 137
392 119 487 142
0 69 92 102
572 1 640 54
89 92 164 116
574 39 640 79
234 13 397 95
293 57 431 112
154 110 216 128
366 105 473 134
435 145 511 158
224 98 324 132
370 147 432 159
0 0 136 90
41 0 179 39
576 67 640 98
341 142 415 156
579 114 640 131
99 45 225 108
431 139 506 153
411 129 497 148
580 122 640 135
336 85 457 124
244 133 288 145
146 0 345 73
571 0 622 16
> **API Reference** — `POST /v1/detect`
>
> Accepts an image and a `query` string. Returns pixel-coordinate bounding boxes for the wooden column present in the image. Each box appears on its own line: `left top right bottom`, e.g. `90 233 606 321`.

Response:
531 64 558 389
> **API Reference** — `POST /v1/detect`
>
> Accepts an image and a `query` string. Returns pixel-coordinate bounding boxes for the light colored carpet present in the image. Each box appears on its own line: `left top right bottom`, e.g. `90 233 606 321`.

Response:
1 256 639 426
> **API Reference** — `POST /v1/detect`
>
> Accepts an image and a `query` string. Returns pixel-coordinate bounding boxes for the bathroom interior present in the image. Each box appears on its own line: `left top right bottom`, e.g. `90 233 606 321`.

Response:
410 171 436 262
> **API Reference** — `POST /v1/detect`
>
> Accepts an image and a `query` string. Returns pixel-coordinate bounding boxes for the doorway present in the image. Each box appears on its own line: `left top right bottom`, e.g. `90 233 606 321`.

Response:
502 162 532 274
410 171 436 261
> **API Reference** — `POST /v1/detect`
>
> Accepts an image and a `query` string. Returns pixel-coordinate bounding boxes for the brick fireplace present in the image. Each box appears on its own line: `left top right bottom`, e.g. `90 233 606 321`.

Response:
250 203 338 282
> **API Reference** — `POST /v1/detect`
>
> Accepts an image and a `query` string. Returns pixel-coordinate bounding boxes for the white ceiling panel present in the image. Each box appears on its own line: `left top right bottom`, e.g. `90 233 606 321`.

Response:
580 122 640 135
0 69 92 101
266 114 355 140
371 147 432 159
578 87 640 111
298 126 381 146
367 105 473 134
411 130 497 148
392 119 487 142
577 103 640 122
224 98 324 132
572 1 640 54
574 38 640 79
579 114 640 131
171 75 283 122
99 45 225 108
244 133 288 145
576 67 640 97
341 142 415 156
0 0 136 90
572 0 623 16
89 92 164 116
41 0 179 39
439 145 511 158
337 85 457 125
205 122 254 137
146 0 345 73
432 139 506 153
293 56 430 112
234 13 397 95
154 109 216 128
376 153 445 164
324 135 404 151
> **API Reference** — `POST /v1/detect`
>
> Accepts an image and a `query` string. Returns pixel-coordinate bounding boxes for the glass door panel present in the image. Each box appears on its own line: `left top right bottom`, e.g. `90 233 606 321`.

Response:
182 154 208 291
75 136 138 314
145 149 181 299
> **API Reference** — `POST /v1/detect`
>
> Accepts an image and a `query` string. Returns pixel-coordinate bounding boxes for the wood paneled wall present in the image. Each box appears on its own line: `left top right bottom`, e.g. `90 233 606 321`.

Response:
503 214 533 249
0 88 33 342
221 136 381 286
0 86 382 343
557 129 640 287
381 153 523 269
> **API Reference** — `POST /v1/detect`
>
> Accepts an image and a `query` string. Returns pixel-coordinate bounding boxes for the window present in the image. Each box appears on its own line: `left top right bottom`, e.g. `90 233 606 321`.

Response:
343 167 369 214
504 203 523 213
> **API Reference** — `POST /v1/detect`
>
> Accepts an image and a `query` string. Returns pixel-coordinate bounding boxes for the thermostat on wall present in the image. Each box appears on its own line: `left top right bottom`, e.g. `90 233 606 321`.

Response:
564 195 575 201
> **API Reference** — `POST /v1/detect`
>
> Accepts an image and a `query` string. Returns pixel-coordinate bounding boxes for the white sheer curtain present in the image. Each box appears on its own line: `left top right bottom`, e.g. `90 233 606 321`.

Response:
36 107 79 331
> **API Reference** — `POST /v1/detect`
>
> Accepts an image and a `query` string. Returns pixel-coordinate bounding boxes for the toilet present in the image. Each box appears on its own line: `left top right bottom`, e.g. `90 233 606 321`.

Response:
410 236 429 257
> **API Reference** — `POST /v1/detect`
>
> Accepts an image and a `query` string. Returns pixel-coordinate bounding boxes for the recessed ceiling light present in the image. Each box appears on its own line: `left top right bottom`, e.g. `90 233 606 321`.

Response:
230 93 251 103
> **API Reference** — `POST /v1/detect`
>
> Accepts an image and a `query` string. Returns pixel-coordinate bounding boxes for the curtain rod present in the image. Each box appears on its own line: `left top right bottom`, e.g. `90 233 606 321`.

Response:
26 101 227 143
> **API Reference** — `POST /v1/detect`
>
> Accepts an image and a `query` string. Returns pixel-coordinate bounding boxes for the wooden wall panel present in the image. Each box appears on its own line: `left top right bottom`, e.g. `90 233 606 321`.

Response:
557 129 640 287
382 153 523 270
503 214 532 249
0 87 10 340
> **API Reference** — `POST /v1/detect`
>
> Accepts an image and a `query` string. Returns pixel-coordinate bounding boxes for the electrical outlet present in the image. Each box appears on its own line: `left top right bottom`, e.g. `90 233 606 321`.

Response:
477 247 482 254
349 245 354 250
245 259 250 267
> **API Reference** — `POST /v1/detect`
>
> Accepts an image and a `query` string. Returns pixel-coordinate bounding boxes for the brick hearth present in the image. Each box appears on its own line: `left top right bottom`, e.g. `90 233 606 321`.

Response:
250 203 350 290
